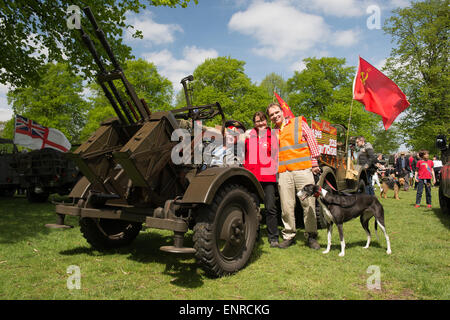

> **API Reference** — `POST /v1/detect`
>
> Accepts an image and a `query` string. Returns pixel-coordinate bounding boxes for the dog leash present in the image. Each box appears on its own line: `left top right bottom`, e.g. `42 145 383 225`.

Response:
324 178 338 192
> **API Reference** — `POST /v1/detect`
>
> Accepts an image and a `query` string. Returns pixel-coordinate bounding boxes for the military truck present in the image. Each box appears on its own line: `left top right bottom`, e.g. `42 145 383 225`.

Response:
436 135 449 214
0 138 20 197
48 7 264 277
49 7 369 277
14 147 80 202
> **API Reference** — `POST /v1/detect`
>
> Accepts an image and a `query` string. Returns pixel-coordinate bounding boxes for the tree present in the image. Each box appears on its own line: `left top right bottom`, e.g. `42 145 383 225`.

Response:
4 62 88 143
383 0 449 153
189 56 271 129
287 57 379 141
259 73 288 100
0 0 198 87
80 58 173 140
372 124 402 155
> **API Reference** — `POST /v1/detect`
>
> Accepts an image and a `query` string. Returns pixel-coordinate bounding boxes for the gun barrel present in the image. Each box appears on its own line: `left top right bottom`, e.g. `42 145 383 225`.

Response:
79 7 151 122
83 7 121 70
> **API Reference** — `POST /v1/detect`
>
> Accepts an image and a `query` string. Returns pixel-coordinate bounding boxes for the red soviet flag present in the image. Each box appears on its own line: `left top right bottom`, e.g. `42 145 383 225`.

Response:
353 56 410 130
274 92 295 119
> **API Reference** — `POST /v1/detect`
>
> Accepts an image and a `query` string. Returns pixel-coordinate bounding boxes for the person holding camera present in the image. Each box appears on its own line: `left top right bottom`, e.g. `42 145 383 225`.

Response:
356 136 377 195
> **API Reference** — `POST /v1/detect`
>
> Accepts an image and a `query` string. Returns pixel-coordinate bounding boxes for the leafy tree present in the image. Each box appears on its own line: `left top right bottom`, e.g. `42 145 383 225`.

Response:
259 73 288 100
190 56 271 129
4 62 88 143
80 58 173 140
383 0 449 153
0 0 198 87
287 57 379 141
371 124 402 155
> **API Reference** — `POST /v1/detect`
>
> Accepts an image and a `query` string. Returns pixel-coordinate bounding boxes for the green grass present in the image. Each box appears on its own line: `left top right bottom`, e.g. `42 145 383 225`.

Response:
0 187 449 300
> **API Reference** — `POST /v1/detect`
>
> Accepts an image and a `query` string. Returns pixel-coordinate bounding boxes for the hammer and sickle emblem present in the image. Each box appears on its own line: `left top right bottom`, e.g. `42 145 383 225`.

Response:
361 72 369 85
360 67 372 85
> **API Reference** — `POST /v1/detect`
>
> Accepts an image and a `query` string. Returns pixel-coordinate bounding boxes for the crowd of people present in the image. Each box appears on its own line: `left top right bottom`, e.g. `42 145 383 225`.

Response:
361 145 442 209
209 103 441 248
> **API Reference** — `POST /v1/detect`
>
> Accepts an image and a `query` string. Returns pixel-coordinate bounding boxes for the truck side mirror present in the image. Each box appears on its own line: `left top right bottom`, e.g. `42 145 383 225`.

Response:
436 135 448 151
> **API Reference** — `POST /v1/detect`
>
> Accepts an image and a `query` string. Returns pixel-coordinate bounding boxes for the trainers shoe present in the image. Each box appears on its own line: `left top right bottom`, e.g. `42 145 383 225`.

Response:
415 204 420 208
269 241 279 248
278 238 295 249
427 204 432 208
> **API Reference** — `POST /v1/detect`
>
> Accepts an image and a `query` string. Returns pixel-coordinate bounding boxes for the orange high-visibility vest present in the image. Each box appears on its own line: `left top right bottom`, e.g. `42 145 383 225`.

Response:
278 117 312 173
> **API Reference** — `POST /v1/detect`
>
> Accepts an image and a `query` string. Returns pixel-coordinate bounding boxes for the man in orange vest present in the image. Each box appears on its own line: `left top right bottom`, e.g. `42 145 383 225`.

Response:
267 103 321 249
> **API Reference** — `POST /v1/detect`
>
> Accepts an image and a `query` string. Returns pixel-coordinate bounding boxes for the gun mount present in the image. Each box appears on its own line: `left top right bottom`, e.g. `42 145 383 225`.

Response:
50 7 263 277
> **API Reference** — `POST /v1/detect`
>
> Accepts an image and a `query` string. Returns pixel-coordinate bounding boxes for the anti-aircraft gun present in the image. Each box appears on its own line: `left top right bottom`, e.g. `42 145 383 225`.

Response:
49 7 263 277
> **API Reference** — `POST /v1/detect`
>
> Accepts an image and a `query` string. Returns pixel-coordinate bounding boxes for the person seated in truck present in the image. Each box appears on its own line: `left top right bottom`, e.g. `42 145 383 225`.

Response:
205 120 246 168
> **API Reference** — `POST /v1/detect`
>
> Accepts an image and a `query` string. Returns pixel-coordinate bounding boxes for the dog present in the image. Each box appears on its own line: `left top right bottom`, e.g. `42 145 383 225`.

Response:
297 184 392 257
380 174 405 200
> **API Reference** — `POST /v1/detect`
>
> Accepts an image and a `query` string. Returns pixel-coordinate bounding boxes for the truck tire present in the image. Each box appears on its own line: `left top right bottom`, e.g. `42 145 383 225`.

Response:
193 184 259 277
439 187 449 215
79 218 142 249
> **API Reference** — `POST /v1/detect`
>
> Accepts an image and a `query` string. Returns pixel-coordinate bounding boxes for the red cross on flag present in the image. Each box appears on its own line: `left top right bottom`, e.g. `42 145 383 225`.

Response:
14 115 71 152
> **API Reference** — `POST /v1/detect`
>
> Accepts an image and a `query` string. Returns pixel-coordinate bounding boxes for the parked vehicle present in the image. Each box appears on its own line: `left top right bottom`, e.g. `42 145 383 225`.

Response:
436 135 449 214
0 138 20 197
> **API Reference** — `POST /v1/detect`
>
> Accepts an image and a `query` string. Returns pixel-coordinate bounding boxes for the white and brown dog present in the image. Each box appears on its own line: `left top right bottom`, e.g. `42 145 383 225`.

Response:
298 184 392 257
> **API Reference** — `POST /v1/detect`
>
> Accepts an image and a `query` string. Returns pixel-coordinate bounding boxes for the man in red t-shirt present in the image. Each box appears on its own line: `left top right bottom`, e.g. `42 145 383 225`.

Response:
414 150 436 208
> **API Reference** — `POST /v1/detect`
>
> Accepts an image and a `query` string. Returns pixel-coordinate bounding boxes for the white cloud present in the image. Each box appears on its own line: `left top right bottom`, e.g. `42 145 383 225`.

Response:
0 81 13 121
125 12 183 46
228 1 363 61
332 29 361 47
228 1 330 61
389 0 411 9
305 0 366 17
143 46 219 88
289 60 307 73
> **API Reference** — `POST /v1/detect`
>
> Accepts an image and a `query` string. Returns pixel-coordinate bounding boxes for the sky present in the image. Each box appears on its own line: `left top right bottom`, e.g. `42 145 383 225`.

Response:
0 0 412 122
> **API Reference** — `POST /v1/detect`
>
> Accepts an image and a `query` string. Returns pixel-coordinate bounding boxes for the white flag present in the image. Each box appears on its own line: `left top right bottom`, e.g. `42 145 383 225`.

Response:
14 115 71 152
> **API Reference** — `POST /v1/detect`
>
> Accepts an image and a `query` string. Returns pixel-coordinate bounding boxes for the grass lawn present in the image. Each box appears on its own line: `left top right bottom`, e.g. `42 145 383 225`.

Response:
0 187 448 300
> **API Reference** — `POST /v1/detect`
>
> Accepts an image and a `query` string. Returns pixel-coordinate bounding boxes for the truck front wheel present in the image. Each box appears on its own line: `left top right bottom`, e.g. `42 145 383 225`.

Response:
193 184 259 277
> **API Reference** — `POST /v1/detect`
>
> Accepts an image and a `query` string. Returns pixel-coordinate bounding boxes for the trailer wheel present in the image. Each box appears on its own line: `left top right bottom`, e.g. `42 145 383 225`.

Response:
193 184 259 277
79 218 142 249
26 187 49 203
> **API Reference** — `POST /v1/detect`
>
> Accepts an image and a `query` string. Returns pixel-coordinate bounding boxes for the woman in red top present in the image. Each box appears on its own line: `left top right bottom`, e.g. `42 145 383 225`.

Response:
414 150 436 208
244 111 279 247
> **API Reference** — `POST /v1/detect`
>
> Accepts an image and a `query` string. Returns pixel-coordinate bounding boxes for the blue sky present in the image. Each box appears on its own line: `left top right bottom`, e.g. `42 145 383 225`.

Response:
0 0 411 122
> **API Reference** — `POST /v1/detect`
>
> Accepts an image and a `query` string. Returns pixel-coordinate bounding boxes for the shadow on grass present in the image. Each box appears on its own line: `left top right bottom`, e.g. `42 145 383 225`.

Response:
432 208 450 230
59 231 204 288
0 196 55 244
59 227 266 288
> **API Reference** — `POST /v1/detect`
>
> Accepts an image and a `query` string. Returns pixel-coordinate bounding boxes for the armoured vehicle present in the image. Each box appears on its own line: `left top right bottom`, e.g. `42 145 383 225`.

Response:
49 7 369 276
436 135 449 214
14 147 80 202
0 138 20 197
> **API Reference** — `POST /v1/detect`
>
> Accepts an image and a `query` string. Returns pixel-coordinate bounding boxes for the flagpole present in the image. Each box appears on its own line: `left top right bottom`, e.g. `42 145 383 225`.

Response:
345 99 354 156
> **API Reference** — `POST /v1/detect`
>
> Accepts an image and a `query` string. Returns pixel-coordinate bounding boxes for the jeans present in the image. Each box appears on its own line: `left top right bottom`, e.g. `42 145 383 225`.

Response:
416 179 432 205
366 174 375 195
261 182 279 243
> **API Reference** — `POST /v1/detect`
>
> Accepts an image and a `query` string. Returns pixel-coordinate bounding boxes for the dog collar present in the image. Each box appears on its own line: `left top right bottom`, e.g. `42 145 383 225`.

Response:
314 186 322 198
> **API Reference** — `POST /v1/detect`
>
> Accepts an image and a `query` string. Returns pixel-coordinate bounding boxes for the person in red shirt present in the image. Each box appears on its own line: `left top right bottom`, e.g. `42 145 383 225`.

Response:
244 111 279 247
414 150 436 208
